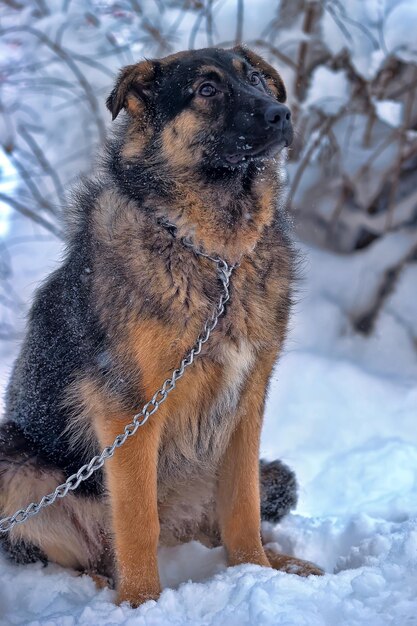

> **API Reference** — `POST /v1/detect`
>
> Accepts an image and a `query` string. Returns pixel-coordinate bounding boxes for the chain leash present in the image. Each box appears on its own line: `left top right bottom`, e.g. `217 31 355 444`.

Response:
0 240 236 534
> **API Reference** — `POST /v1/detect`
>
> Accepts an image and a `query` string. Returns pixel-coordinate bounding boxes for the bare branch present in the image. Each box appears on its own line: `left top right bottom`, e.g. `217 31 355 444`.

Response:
0 194 63 239
0 25 107 143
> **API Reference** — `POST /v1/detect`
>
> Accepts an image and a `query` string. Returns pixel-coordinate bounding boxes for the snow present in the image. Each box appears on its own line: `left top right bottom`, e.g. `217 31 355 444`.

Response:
320 0 417 79
305 68 350 115
1 235 416 625
374 99 403 127
385 1 417 62
1 517 417 624
0 151 18 237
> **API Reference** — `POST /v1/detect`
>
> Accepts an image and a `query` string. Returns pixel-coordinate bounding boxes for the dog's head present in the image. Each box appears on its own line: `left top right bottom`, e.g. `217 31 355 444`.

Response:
107 46 292 172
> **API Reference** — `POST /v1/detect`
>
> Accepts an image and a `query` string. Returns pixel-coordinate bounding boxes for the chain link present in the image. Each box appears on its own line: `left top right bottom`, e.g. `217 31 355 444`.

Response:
0 242 236 534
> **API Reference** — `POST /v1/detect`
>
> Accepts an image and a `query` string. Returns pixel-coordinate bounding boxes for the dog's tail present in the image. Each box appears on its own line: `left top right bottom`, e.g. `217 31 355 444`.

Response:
260 459 298 523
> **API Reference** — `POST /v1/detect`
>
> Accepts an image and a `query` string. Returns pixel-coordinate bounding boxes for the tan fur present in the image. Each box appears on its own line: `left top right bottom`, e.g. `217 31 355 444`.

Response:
149 165 281 264
121 118 153 159
232 58 245 73
95 412 163 605
160 111 205 170
62 377 113 457
0 460 111 572
265 549 324 577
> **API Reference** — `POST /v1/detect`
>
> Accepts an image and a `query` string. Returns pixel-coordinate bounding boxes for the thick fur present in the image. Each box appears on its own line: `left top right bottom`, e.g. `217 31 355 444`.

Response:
0 46 322 606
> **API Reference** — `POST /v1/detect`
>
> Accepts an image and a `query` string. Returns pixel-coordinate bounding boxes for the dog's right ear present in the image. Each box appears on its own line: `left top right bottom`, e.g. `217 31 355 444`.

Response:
106 60 156 121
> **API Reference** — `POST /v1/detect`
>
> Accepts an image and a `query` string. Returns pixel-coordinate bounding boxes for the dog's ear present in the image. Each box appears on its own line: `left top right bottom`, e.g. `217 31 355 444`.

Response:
233 45 287 102
106 60 156 121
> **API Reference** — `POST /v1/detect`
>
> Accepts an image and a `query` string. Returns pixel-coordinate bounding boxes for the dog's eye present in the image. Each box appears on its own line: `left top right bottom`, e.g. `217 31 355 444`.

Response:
249 72 262 86
198 83 217 97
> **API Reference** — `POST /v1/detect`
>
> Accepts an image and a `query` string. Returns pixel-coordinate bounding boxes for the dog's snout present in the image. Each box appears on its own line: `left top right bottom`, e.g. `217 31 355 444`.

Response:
264 104 291 130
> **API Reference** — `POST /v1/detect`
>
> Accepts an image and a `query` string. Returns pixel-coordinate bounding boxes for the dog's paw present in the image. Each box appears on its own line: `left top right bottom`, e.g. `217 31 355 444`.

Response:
116 582 161 607
265 548 324 577
89 572 114 590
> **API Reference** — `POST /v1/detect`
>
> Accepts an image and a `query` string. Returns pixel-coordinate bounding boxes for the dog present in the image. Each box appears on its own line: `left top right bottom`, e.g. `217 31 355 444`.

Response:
0 45 322 606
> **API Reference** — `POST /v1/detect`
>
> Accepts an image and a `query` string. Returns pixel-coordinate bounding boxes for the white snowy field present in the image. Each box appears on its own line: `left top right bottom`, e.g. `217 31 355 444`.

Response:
0 234 416 625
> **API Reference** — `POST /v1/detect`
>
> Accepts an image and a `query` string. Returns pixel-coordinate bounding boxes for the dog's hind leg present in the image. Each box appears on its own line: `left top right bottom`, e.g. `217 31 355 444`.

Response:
0 423 112 577
264 547 324 576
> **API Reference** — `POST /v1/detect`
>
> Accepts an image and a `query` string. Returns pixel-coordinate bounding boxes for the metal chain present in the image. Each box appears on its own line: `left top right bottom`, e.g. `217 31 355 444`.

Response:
0 242 236 534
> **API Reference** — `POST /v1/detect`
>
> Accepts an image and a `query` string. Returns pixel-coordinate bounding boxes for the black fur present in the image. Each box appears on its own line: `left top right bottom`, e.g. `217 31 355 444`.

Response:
2 247 106 495
0 534 48 566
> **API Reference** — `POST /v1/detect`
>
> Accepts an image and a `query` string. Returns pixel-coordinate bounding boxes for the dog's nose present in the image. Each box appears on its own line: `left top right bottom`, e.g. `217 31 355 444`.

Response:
264 104 291 131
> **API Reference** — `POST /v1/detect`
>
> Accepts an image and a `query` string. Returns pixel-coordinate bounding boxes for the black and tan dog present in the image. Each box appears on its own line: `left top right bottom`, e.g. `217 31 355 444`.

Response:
0 46 322 606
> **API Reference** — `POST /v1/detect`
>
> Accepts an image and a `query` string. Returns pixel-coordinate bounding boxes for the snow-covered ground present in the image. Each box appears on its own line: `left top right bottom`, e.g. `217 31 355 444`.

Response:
0 232 416 625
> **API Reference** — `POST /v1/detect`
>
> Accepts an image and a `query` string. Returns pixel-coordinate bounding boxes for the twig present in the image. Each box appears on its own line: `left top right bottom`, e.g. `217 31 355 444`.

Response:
18 125 66 205
385 67 417 231
8 152 59 217
0 193 63 239
294 1 320 102
0 26 106 143
352 238 417 334
235 0 244 45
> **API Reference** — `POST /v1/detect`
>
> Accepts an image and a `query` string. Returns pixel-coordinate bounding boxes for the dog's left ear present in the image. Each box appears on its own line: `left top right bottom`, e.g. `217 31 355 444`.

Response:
233 45 287 102
106 60 156 121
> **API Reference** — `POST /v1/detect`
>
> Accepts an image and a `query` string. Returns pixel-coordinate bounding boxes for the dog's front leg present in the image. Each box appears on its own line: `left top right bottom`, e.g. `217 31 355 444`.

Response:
96 415 162 606
217 352 324 578
217 354 275 568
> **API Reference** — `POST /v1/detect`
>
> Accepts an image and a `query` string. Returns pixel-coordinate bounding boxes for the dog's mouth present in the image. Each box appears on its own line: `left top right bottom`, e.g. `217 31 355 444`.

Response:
224 137 289 165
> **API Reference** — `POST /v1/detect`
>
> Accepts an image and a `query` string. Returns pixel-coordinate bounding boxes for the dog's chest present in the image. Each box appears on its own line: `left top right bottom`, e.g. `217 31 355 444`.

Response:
208 338 256 427
157 337 256 488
